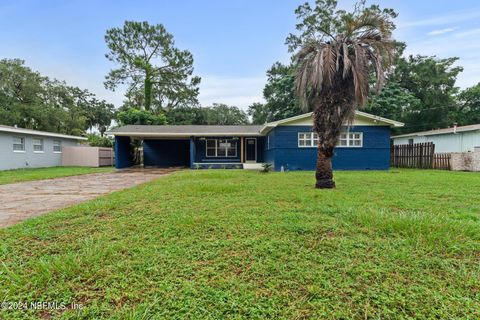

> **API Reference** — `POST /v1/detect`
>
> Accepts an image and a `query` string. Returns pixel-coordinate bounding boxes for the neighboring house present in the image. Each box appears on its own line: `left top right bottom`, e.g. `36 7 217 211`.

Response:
0 125 86 170
107 111 403 171
392 123 480 153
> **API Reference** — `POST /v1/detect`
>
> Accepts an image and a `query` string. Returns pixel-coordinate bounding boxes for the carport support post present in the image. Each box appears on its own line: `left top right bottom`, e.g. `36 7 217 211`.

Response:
189 136 196 169
114 136 133 169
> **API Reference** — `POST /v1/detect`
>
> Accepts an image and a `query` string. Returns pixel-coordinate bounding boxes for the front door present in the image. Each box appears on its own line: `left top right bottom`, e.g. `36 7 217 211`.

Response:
245 138 256 162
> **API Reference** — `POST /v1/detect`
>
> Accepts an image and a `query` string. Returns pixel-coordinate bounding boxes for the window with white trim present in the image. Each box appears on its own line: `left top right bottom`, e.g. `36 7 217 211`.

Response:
53 140 62 153
13 136 25 152
298 132 363 148
298 132 318 147
206 139 237 157
33 138 44 152
338 132 363 147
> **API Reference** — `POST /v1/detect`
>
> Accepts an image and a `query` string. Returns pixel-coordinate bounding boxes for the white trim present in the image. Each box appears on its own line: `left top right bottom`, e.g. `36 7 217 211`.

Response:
297 131 363 148
205 138 238 158
337 132 363 148
392 127 480 138
53 139 62 153
33 138 44 153
13 136 25 152
0 126 86 140
244 138 257 162
260 111 404 134
298 132 318 148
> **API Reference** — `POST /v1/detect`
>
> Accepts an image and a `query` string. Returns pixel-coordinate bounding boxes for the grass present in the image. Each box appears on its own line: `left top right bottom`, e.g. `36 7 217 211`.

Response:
0 169 479 319
0 166 114 185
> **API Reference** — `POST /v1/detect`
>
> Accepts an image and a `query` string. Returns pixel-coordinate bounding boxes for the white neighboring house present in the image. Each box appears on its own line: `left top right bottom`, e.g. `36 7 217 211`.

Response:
0 125 87 171
392 123 480 153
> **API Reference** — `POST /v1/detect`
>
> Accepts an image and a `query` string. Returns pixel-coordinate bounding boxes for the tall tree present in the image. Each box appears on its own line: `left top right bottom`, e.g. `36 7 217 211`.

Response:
364 81 421 133
202 103 249 125
0 59 114 135
392 55 462 132
164 104 249 125
292 0 397 188
248 63 303 124
455 83 480 126
104 21 201 112
247 102 270 124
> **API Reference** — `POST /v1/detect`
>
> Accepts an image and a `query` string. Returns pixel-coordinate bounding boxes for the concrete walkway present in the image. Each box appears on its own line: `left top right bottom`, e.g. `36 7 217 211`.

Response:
0 168 176 228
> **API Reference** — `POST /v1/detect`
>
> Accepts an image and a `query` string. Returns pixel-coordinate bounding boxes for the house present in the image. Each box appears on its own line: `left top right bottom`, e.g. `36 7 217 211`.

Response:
392 123 480 153
107 111 404 171
0 125 86 170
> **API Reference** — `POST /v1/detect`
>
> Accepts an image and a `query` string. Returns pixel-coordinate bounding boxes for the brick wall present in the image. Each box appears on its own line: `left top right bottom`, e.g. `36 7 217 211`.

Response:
450 147 480 171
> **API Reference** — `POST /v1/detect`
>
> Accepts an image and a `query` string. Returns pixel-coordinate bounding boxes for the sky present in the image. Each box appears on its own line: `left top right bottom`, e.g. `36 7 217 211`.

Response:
1 0 480 110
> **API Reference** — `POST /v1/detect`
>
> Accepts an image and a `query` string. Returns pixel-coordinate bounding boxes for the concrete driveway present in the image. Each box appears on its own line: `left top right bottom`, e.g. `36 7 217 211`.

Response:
0 168 176 228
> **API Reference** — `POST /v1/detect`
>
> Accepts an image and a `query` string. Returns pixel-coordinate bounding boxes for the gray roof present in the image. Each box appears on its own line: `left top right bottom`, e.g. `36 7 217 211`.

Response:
392 123 480 138
0 125 87 140
107 125 264 137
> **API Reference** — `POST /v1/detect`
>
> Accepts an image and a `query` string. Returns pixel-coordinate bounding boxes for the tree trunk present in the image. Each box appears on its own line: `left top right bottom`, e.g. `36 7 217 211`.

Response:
144 75 152 111
315 147 335 189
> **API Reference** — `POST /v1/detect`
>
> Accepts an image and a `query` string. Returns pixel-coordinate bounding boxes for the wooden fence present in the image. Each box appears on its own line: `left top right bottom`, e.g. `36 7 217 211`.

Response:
391 142 452 170
390 142 435 169
432 153 451 170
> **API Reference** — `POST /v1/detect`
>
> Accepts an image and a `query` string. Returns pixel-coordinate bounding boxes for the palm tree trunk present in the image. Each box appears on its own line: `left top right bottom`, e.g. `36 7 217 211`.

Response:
315 147 335 188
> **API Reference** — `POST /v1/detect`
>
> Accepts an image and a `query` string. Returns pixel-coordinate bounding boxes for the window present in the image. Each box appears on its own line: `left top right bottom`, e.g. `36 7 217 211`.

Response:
13 136 25 152
33 138 44 152
206 139 237 157
338 132 363 147
298 132 318 147
408 138 414 145
53 140 62 153
297 131 363 148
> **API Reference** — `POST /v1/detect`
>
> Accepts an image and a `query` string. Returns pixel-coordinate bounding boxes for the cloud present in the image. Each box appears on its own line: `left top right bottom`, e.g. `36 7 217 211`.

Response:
198 75 266 109
453 28 480 38
427 28 456 36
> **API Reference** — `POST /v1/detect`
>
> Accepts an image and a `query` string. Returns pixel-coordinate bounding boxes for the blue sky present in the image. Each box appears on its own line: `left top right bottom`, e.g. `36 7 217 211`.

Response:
1 0 480 109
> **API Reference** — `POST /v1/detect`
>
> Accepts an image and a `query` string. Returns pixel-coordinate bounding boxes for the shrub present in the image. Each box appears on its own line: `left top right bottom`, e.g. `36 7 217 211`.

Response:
261 163 273 173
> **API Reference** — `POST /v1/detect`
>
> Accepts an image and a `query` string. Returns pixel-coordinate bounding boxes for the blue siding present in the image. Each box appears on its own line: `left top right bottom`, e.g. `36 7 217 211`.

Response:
114 136 133 169
143 139 190 167
267 125 391 171
255 137 266 162
263 131 275 165
113 124 391 171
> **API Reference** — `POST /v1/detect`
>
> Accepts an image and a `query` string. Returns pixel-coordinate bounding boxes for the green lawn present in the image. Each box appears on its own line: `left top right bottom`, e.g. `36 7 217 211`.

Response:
1 170 479 319
0 166 114 185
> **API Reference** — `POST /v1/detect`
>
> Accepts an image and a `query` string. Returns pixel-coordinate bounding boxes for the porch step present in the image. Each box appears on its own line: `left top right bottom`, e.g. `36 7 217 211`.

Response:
243 163 264 170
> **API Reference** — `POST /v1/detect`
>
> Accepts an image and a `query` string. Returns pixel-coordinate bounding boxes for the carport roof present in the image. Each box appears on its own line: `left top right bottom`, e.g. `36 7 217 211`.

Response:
107 125 265 137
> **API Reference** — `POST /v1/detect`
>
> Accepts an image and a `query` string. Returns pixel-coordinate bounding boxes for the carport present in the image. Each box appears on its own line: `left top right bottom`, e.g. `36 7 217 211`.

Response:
107 125 264 169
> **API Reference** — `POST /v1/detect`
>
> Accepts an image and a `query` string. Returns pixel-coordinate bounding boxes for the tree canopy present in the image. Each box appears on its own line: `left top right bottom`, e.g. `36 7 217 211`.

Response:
165 103 249 125
0 59 114 136
104 21 201 112
249 0 479 134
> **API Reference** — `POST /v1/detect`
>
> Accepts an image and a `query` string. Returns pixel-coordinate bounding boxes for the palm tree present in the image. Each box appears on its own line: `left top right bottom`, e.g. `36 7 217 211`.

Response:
294 9 396 188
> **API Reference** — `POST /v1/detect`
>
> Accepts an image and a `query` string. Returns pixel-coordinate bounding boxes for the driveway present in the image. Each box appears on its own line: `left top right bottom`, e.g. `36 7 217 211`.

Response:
0 168 176 228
